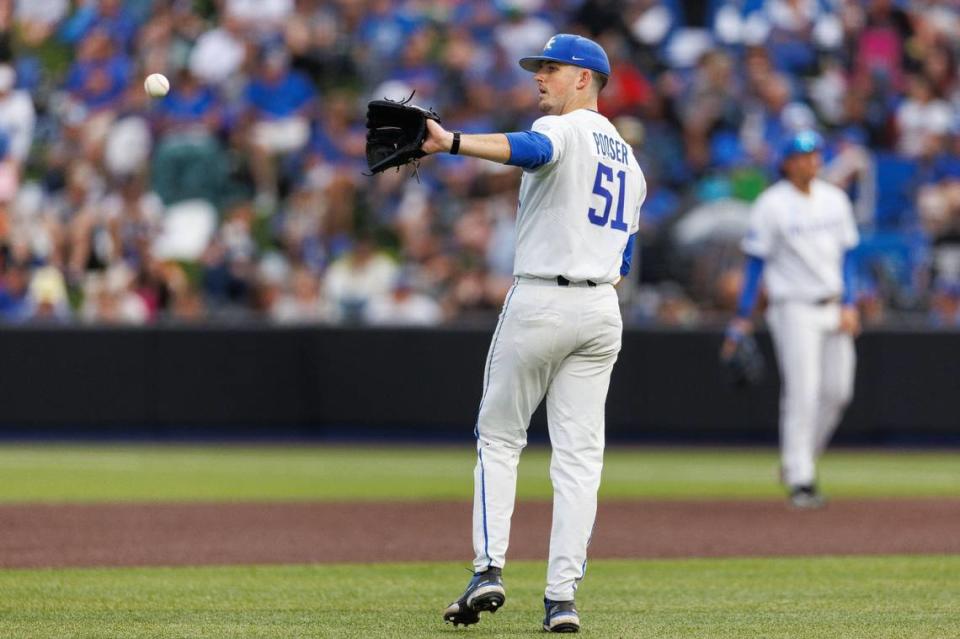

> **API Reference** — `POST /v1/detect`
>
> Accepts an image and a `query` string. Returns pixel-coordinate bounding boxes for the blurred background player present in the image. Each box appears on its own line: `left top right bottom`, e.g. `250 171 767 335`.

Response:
723 130 859 509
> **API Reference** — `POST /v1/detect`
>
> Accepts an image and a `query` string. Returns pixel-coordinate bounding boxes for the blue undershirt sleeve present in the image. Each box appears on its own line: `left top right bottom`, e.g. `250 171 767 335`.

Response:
842 250 855 305
504 131 554 170
736 255 765 318
620 232 638 277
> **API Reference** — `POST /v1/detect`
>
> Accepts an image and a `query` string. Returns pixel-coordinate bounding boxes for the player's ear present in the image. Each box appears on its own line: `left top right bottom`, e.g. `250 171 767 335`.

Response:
578 69 591 91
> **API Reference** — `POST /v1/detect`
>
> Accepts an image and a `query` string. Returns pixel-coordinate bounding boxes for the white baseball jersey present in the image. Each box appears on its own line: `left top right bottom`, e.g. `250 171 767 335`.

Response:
742 178 858 303
514 109 646 283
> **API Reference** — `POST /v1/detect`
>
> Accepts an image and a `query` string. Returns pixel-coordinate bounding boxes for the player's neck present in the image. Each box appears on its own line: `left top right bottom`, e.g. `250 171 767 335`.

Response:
787 176 814 195
557 94 598 115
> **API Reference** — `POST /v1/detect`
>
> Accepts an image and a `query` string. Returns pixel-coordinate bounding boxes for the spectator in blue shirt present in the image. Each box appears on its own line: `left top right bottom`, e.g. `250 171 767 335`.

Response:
357 0 423 59
62 30 132 166
64 30 131 112
155 69 223 137
0 263 30 323
244 48 316 210
60 0 139 50
386 28 440 101
308 93 365 169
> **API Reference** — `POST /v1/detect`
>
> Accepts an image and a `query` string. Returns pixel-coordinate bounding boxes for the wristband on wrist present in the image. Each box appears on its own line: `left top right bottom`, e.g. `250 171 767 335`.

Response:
450 131 461 155
725 324 745 342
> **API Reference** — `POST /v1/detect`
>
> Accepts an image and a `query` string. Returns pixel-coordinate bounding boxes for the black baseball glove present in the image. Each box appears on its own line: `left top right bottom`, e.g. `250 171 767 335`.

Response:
720 333 766 388
365 93 441 175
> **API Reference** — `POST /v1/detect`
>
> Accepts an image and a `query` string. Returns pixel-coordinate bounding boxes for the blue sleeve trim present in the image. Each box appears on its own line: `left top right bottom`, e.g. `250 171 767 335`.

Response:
842 250 855 305
736 255 765 318
505 131 553 170
620 232 638 276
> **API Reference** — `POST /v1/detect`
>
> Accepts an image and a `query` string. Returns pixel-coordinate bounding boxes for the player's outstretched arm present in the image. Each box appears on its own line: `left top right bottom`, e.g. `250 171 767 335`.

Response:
422 118 511 164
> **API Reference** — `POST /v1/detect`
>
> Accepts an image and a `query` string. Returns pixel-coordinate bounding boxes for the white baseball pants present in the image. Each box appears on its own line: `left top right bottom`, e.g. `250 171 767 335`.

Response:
472 277 622 601
766 301 855 488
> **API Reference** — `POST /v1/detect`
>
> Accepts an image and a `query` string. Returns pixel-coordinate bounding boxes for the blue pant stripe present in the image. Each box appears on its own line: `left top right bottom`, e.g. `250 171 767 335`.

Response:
574 526 594 592
479 448 490 566
474 280 517 567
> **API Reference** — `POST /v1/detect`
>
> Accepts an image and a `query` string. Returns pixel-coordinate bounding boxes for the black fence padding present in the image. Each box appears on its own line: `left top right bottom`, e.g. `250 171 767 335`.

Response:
0 326 957 442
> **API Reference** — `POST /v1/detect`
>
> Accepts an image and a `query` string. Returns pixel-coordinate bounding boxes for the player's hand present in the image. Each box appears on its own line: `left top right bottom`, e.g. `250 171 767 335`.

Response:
421 118 453 155
839 305 861 337
721 317 753 360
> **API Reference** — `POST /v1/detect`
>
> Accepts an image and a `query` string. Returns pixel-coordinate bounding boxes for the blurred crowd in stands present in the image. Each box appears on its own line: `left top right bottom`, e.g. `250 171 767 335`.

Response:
0 0 959 327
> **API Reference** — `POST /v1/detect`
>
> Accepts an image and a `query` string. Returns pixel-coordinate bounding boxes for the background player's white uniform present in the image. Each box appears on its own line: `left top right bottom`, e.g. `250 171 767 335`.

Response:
473 108 645 601
742 178 858 488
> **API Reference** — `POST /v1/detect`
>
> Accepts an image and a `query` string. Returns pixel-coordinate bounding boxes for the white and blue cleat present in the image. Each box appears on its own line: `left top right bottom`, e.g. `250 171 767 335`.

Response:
543 598 580 633
443 567 506 627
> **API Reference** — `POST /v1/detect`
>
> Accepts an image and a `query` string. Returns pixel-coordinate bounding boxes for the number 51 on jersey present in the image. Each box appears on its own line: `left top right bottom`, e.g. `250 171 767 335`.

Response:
587 162 628 232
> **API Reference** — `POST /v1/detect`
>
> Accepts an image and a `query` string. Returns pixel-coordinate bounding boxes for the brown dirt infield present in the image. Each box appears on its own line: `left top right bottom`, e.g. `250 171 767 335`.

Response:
2 498 958 569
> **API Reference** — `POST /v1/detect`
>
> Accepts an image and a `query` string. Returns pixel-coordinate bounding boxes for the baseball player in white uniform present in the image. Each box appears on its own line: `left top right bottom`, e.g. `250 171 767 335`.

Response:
723 130 859 509
420 34 645 633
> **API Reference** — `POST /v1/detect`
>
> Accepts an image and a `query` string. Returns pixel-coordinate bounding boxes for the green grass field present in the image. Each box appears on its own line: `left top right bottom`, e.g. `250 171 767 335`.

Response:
1 557 957 638
0 444 956 502
0 445 957 638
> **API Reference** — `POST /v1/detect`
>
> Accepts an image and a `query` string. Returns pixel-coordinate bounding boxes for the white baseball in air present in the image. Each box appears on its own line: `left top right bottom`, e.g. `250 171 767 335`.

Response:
143 73 170 98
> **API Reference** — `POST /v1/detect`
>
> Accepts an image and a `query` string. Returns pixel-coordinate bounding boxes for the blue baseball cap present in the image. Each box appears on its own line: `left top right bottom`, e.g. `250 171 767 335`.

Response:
780 130 824 159
518 34 611 78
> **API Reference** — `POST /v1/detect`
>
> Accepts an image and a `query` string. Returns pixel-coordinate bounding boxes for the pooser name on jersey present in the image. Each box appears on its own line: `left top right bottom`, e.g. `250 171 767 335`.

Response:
592 131 630 166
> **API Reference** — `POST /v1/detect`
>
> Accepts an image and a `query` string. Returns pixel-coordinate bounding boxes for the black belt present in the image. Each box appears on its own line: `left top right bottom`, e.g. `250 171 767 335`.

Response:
556 275 597 287
774 296 841 306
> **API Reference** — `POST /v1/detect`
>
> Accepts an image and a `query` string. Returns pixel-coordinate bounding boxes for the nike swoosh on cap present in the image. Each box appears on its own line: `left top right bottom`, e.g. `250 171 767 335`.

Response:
571 56 584 60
